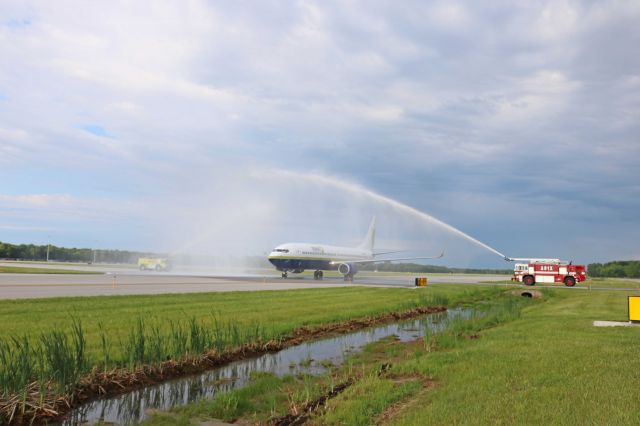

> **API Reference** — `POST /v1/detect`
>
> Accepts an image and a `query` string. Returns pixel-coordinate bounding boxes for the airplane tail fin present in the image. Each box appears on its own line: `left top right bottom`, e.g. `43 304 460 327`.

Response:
358 217 376 251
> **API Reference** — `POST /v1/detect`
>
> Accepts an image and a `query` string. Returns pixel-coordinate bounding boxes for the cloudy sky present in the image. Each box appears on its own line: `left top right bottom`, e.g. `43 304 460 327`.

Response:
1 0 638 267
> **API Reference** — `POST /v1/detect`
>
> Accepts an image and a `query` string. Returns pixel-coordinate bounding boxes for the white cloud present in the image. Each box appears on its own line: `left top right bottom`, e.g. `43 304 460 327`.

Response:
0 0 637 263
490 70 582 125
0 193 143 221
0 126 29 141
536 1 579 42
108 101 141 114
0 225 53 232
428 1 472 31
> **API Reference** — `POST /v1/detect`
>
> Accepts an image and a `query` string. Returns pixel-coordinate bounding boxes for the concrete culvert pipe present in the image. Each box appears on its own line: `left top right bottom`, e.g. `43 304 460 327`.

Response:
511 289 543 299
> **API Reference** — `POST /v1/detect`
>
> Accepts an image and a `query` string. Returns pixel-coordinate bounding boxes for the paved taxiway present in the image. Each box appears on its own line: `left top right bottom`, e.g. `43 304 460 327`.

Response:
0 265 510 299
0 274 357 299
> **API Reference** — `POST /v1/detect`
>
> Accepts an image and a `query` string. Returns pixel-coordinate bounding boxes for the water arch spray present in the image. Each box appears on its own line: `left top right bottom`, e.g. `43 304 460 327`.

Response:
257 169 507 259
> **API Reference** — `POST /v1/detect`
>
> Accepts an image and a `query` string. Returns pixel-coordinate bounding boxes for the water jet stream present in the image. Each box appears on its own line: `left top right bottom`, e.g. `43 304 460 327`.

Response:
258 169 506 259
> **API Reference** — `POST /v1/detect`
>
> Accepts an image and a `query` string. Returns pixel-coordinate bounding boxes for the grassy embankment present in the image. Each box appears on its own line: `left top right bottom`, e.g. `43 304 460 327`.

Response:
0 285 493 423
585 277 640 289
485 277 640 290
0 286 485 348
385 287 640 425
146 281 640 425
0 266 101 274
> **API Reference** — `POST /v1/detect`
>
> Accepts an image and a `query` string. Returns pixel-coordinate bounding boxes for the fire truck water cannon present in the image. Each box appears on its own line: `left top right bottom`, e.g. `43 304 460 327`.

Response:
505 257 587 287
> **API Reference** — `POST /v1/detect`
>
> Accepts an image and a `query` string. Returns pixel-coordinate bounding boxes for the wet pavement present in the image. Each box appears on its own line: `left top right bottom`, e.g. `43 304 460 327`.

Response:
0 261 509 299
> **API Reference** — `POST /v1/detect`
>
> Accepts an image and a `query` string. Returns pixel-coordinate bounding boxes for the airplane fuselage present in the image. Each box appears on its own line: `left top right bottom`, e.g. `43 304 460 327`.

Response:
268 218 443 281
268 243 372 274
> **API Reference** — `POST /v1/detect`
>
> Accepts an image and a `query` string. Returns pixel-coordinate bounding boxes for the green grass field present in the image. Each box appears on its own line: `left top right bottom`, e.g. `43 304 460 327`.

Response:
0 285 492 424
0 286 486 368
2 281 639 424
0 266 102 274
143 282 640 425
386 288 640 425
483 277 640 290
586 277 640 289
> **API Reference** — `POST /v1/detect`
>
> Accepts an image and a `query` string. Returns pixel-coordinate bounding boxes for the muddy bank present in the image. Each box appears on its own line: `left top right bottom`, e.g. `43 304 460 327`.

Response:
1 305 445 425
270 363 393 426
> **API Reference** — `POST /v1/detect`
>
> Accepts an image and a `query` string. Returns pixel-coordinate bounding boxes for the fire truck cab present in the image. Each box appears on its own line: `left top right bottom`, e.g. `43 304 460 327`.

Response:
512 259 587 287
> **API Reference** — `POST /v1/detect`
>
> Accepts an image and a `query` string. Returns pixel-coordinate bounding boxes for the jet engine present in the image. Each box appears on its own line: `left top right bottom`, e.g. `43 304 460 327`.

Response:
337 263 358 276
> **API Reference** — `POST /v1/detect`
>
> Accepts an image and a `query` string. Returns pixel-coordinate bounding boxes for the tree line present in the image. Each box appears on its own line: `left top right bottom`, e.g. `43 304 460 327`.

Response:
6 239 636 278
587 261 640 278
364 260 640 278
0 241 157 264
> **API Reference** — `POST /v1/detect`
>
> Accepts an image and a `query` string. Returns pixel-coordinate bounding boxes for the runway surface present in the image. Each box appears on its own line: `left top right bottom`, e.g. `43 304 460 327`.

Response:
0 261 511 299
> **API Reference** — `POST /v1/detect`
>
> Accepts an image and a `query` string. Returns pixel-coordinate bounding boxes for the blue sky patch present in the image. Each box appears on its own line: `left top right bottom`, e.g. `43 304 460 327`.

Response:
5 19 31 28
81 124 110 138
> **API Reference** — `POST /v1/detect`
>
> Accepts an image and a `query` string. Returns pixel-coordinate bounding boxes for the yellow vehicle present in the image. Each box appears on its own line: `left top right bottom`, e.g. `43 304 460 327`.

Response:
138 257 169 271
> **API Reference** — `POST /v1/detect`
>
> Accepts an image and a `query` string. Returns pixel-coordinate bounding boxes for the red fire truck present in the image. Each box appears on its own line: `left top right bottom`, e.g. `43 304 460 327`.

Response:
510 258 587 287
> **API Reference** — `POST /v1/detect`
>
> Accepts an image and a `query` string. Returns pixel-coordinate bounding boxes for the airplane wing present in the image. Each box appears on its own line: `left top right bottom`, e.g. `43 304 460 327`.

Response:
372 250 406 256
331 250 445 265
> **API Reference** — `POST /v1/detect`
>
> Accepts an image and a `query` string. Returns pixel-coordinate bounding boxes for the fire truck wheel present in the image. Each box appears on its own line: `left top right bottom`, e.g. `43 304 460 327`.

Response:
523 275 535 286
564 276 576 287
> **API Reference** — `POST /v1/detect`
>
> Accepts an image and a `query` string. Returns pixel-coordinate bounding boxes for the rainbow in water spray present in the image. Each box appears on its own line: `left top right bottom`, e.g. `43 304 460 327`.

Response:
258 169 507 260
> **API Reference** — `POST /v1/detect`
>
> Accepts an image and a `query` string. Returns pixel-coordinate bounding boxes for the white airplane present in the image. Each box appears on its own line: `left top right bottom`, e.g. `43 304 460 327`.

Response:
268 218 444 281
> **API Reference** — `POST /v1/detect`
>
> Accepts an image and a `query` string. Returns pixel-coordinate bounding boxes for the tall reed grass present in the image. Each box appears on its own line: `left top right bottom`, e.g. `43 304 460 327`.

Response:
0 291 450 422
0 313 279 401
400 293 449 312
424 296 528 351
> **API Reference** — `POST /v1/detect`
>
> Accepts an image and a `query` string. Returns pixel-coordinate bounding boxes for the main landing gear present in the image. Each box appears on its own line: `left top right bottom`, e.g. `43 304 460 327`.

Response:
282 271 288 279
313 270 324 280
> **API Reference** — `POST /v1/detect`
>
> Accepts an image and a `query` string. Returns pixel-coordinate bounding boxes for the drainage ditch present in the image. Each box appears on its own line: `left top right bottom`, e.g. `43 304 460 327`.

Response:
63 308 472 425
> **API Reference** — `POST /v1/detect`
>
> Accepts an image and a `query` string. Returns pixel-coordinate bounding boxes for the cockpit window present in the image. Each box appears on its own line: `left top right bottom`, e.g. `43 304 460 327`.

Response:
273 248 289 253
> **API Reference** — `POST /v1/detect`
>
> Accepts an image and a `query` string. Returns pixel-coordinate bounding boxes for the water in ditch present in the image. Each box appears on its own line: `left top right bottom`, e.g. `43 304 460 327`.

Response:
63 308 472 425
